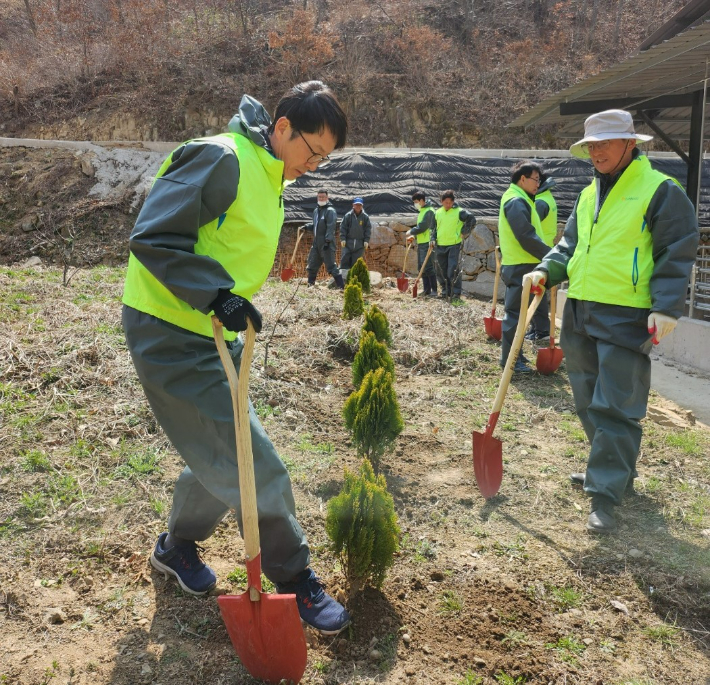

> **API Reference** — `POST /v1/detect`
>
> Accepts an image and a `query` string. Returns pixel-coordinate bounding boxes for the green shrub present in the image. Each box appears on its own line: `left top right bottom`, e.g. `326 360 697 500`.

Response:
362 304 392 346
325 458 400 593
353 331 395 388
346 257 371 293
343 368 403 473
343 282 364 319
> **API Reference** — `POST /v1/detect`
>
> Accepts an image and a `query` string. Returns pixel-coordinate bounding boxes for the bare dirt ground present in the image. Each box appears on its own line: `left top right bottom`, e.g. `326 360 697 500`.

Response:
1 266 709 685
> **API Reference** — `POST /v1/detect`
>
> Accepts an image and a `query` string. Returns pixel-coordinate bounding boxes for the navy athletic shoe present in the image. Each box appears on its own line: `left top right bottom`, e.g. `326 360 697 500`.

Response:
150 533 217 596
524 330 550 342
276 569 351 635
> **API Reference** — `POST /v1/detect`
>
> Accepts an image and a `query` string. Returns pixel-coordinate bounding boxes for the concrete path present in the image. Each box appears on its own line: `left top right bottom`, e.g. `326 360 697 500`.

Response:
651 355 710 427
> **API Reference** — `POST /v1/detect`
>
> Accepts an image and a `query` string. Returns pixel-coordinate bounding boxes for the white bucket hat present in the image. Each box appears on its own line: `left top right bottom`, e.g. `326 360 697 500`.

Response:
569 109 653 159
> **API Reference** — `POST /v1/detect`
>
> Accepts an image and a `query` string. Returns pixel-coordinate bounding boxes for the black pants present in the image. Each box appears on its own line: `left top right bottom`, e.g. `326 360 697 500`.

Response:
560 298 652 507
435 244 462 297
307 240 339 280
340 244 365 269
500 263 549 366
417 243 436 294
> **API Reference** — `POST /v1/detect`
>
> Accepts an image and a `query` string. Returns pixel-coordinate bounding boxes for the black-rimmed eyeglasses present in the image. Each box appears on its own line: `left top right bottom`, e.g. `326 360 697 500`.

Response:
297 130 331 167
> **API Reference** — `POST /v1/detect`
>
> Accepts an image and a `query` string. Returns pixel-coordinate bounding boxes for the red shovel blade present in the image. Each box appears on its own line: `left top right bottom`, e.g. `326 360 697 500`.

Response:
280 267 295 282
472 413 503 499
483 315 502 341
412 281 419 298
536 340 564 375
219 592 307 683
397 274 409 293
218 555 307 684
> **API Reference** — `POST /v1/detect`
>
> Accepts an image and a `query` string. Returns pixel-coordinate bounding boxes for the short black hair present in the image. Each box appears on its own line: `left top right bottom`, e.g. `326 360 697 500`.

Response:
440 189 455 202
511 160 543 184
317 189 329 196
274 81 348 150
412 190 426 202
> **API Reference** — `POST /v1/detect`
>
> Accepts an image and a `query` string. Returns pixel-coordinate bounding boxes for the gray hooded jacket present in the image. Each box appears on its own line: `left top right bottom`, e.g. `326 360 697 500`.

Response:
127 95 275 314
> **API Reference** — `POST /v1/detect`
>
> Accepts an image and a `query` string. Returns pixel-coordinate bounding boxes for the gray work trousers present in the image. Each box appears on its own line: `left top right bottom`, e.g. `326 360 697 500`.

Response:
435 244 462 297
307 239 340 280
500 263 550 366
122 306 309 583
340 244 365 269
560 298 652 507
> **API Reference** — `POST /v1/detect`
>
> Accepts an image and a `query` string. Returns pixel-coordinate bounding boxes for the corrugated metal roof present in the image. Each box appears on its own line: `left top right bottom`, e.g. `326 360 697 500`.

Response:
509 20 710 137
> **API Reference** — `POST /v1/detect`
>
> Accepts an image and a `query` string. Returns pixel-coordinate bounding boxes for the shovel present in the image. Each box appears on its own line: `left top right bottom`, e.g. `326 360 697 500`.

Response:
411 244 434 299
281 226 305 282
397 241 413 293
472 275 543 499
212 316 307 684
483 246 502 341
536 285 564 375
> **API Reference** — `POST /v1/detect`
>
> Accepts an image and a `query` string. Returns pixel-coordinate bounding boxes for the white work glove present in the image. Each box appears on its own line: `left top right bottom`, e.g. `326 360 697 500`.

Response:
648 312 677 344
364 242 369 249
527 270 547 294
406 234 414 244
341 241 346 248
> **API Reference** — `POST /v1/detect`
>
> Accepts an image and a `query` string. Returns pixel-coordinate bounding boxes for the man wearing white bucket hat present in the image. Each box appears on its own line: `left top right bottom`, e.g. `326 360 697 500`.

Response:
528 109 699 534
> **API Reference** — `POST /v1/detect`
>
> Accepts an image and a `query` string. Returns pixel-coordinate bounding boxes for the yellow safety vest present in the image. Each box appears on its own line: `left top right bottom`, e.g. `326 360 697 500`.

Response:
416 206 434 244
536 189 558 246
567 155 675 308
435 206 464 246
498 184 544 265
123 132 285 340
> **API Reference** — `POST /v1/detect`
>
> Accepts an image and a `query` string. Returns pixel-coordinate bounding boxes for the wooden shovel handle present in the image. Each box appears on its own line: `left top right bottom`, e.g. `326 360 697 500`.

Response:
491 246 501 314
549 285 557 342
490 275 543 414
212 317 260 563
288 227 305 267
414 243 434 282
402 241 413 272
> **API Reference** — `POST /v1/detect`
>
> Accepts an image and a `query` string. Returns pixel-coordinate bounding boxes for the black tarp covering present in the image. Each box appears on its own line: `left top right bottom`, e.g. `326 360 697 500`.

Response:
283 151 710 228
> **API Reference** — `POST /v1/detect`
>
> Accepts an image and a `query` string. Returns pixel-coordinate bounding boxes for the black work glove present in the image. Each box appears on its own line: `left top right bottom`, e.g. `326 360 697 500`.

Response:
211 290 262 333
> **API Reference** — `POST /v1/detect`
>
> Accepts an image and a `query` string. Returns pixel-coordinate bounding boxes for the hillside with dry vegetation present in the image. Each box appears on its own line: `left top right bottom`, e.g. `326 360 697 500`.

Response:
0 0 688 147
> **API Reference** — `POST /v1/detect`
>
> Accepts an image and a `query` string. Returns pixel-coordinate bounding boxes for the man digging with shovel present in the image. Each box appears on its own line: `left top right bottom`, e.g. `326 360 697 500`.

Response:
122 81 351 635
528 110 699 534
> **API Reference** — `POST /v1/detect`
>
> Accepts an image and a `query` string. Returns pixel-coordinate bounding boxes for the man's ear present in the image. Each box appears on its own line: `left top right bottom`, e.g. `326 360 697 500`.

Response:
272 116 291 139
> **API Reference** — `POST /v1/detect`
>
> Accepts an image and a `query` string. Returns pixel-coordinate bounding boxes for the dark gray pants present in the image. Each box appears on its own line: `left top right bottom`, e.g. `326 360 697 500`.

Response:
307 240 339 280
122 306 309 583
560 298 653 507
435 244 462 297
500 263 550 366
417 242 436 295
340 244 365 269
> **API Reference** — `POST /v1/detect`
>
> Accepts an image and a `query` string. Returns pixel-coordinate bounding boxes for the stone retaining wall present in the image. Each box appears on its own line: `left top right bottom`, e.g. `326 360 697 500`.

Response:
274 217 563 300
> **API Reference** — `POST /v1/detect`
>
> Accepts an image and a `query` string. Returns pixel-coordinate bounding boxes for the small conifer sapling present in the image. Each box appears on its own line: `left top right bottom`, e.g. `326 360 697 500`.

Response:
352 331 394 388
346 257 371 293
325 458 400 594
362 304 392 346
343 368 403 474
343 282 364 319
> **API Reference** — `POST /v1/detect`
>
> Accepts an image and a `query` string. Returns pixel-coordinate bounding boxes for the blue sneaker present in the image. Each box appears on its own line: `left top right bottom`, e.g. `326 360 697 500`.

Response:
276 569 351 635
150 533 217 596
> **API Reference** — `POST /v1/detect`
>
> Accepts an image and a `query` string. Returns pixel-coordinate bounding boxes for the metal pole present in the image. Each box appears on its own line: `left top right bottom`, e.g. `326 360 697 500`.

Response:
689 73 708 318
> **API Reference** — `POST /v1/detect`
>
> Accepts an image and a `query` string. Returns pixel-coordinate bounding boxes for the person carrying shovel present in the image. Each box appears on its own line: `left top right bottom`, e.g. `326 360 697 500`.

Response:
528 109 699 534
498 160 552 374
432 189 476 302
406 190 438 297
121 81 352 635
